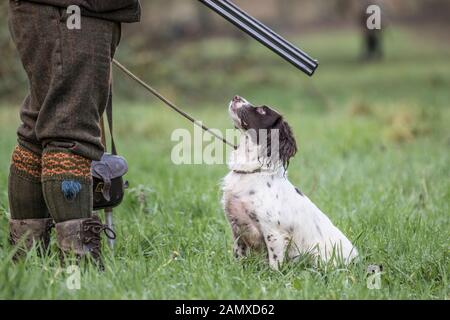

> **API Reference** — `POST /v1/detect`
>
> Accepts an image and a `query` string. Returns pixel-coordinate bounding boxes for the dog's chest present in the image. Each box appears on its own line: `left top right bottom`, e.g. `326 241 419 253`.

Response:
222 173 294 223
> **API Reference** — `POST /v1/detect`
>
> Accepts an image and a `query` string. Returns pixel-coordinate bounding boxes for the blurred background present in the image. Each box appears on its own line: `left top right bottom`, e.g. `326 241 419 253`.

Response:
0 1 449 299
0 0 449 155
1 0 449 105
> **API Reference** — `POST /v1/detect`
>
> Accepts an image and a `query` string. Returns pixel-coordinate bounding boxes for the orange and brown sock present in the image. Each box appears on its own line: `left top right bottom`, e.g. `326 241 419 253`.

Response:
41 149 93 223
8 145 49 220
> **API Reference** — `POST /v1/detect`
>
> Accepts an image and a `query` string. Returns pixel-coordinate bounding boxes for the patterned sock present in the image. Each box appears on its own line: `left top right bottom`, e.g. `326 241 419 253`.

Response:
8 145 49 219
41 149 93 223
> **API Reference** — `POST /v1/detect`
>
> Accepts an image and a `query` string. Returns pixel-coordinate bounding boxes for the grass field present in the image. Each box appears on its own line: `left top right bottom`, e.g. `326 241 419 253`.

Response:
0 29 448 299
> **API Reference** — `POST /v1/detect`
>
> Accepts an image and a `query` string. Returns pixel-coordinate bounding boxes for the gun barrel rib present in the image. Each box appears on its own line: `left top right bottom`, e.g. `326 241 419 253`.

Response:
198 0 319 76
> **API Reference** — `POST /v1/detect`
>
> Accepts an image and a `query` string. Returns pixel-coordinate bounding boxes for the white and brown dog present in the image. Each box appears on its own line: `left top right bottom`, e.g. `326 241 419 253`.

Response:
222 96 358 270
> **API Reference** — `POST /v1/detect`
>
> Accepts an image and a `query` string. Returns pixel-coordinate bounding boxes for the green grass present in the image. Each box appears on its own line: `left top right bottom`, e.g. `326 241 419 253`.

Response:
0 28 449 299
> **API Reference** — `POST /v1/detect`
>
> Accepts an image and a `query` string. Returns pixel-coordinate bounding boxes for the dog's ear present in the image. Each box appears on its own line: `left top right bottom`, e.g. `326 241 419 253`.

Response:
270 119 297 170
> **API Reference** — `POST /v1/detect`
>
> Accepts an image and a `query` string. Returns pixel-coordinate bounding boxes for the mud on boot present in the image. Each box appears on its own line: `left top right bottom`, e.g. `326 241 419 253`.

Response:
55 216 116 270
9 218 54 261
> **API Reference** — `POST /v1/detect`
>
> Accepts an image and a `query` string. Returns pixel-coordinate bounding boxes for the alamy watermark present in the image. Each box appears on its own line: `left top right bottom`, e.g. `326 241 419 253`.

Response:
366 264 383 290
66 5 81 30
65 265 81 290
170 123 281 166
366 4 381 30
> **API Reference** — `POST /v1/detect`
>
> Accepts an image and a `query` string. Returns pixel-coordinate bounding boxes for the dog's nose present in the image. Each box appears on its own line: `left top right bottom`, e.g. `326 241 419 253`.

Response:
233 95 242 103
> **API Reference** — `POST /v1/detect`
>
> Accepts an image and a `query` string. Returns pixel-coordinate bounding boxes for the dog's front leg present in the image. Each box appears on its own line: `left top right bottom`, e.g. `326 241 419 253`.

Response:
231 222 264 259
230 221 250 258
263 231 287 270
232 236 248 259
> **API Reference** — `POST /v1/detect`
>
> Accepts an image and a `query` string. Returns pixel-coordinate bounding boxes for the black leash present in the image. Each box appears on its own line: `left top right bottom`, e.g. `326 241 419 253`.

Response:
112 59 237 149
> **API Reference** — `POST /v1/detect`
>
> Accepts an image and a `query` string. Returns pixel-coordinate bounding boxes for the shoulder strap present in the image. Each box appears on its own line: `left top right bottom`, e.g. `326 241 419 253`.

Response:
105 89 117 155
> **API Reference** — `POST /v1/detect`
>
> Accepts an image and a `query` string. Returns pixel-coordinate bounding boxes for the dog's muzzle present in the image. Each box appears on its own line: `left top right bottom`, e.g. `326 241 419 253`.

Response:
229 96 249 129
229 95 250 113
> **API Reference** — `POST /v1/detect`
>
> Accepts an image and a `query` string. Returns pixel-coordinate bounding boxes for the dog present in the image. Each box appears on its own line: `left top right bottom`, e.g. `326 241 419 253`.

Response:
222 96 358 270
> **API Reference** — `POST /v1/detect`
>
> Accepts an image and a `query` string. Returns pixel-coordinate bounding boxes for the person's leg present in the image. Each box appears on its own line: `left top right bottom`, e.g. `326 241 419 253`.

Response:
31 5 121 264
8 144 53 258
8 1 120 264
7 1 54 258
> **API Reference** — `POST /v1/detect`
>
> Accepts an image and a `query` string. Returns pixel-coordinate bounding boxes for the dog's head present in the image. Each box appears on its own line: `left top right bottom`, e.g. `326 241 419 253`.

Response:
229 96 297 169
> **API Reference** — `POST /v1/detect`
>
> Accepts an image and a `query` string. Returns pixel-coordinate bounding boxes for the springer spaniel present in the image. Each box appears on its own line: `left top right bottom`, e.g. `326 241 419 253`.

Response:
222 96 358 270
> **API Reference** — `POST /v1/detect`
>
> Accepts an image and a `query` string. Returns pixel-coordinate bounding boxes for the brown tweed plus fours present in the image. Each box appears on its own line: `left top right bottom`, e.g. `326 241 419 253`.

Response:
7 0 141 264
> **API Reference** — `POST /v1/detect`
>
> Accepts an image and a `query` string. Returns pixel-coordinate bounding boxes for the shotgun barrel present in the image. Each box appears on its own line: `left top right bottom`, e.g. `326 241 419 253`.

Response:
220 0 317 71
198 0 319 76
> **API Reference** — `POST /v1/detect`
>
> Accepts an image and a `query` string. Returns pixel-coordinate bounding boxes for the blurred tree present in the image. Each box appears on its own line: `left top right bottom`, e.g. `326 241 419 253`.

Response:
0 2 27 102
1 0 449 102
196 2 215 36
359 0 384 61
277 0 294 30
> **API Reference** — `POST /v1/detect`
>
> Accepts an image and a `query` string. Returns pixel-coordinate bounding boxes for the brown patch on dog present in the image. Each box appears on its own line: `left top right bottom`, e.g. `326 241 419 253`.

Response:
224 191 264 250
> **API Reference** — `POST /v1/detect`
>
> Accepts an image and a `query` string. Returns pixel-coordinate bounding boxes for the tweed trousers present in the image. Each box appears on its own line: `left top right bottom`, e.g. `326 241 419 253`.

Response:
8 0 121 161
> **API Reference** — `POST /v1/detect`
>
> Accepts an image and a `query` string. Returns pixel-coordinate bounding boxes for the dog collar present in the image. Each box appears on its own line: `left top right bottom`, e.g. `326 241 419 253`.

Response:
233 169 262 174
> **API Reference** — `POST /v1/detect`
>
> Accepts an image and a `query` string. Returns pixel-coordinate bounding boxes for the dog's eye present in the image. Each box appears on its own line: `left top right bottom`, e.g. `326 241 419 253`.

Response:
256 107 266 115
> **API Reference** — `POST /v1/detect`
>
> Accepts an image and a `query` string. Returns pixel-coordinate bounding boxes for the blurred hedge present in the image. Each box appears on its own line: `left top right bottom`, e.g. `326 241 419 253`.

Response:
0 0 448 103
